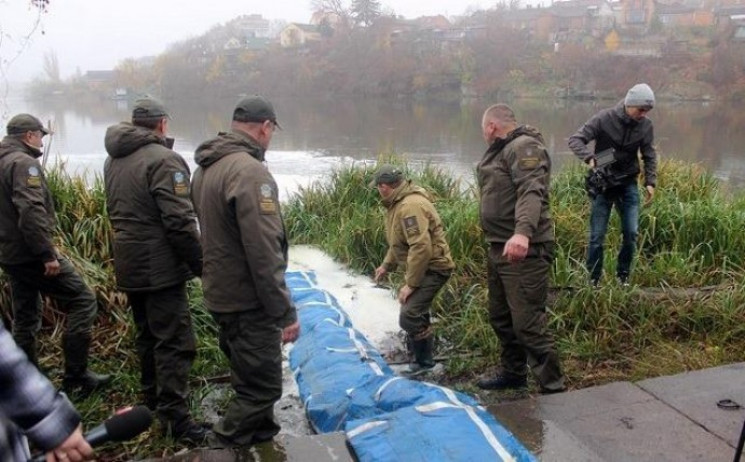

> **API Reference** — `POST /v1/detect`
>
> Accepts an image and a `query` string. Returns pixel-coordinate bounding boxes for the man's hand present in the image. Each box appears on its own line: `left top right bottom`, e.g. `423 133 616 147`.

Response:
645 185 655 204
398 285 415 304
47 424 93 462
44 259 61 277
588 158 596 169
373 265 387 283
282 321 300 344
503 234 530 263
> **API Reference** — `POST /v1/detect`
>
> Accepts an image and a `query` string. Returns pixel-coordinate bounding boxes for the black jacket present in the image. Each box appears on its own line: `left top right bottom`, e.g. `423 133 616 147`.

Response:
568 101 657 188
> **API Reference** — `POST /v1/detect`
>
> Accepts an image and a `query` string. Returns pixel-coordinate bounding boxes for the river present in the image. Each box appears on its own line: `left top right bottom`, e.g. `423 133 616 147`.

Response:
5 95 745 197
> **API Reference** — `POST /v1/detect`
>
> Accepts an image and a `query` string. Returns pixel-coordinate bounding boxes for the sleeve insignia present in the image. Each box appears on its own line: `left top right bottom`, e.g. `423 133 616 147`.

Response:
26 165 42 187
518 156 540 170
172 171 189 197
403 216 421 237
259 183 278 214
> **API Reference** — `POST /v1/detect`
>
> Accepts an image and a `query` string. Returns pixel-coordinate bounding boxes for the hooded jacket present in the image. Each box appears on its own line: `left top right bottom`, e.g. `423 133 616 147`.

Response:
381 180 455 288
0 136 57 265
103 122 202 292
477 125 554 244
568 101 657 188
191 130 296 326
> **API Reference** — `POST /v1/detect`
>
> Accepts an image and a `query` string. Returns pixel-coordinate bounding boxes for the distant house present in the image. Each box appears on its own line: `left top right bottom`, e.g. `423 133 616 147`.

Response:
656 3 714 27
620 0 655 27
84 70 116 90
280 23 321 48
234 14 272 38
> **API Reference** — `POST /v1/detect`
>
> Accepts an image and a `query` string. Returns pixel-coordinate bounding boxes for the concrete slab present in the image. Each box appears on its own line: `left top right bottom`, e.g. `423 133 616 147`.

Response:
638 362 745 447
490 381 735 462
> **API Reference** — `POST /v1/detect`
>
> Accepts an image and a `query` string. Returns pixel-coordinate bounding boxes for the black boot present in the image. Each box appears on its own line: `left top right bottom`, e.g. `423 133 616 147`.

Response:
62 335 112 395
402 336 436 377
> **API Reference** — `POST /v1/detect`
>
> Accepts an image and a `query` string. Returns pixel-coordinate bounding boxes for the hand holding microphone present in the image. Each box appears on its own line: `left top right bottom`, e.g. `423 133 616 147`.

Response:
30 406 153 462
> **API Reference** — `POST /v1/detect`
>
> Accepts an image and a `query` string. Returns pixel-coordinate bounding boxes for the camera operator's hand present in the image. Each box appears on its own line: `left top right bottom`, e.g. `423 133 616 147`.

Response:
48 424 93 462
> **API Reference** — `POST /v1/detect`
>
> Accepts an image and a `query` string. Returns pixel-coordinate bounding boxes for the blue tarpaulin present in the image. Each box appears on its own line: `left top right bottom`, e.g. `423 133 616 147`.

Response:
287 270 536 462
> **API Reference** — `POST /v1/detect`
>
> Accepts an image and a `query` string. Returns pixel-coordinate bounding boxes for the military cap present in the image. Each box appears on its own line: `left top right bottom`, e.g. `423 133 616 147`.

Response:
233 95 281 129
131 97 170 120
7 113 49 135
371 164 404 186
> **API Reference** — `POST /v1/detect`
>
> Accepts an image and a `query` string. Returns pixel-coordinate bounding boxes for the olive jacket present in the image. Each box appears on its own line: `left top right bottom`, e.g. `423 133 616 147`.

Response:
477 125 554 244
191 130 296 327
104 122 202 292
381 180 455 288
0 136 57 265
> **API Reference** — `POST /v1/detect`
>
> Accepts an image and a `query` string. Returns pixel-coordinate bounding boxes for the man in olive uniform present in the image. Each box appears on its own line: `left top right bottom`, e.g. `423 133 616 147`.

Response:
103 98 207 444
476 104 565 394
191 95 300 448
0 113 110 394
372 165 454 376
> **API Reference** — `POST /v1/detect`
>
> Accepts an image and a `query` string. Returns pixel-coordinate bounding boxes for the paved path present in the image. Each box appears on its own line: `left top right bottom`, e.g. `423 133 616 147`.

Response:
489 362 745 462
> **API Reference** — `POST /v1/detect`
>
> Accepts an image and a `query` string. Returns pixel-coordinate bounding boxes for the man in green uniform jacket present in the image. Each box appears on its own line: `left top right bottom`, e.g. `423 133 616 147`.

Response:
0 113 110 394
372 165 455 376
103 98 207 444
191 95 300 448
475 104 565 394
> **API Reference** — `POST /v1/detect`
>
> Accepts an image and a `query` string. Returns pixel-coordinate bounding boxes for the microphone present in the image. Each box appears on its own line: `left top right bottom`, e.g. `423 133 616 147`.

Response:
29 405 152 461
85 405 153 446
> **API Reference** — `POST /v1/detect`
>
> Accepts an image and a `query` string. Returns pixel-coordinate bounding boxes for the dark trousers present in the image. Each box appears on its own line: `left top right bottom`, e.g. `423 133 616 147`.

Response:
487 242 564 391
399 269 451 339
2 258 97 363
128 283 196 430
211 309 282 446
587 182 640 282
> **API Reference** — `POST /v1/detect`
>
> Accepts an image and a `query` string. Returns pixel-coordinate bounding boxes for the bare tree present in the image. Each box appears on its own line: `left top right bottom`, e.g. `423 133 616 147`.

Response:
42 51 60 83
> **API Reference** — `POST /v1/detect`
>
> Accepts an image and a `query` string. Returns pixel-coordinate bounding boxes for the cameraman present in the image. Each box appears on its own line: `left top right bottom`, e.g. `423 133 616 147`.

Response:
568 83 658 287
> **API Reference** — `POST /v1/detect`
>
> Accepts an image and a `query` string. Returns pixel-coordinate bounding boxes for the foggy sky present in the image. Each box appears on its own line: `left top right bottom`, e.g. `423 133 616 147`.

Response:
0 0 492 83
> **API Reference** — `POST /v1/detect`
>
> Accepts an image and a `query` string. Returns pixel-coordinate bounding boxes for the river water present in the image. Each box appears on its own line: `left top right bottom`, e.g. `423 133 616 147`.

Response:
6 95 745 198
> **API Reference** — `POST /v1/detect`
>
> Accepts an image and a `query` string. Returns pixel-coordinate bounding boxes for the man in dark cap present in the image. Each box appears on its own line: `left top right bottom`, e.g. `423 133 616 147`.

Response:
103 97 207 444
0 113 111 394
372 164 454 377
191 95 299 448
568 83 658 287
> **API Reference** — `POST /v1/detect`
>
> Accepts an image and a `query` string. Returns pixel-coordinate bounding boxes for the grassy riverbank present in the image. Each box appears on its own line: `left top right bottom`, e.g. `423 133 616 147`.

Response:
283 159 745 390
1 159 744 459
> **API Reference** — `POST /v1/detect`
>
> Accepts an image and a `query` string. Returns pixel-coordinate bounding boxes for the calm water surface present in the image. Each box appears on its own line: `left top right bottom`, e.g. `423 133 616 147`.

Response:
7 95 745 198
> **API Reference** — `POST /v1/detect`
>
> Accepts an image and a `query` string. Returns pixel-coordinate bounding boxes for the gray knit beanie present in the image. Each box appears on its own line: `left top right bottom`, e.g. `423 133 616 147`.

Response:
624 83 655 108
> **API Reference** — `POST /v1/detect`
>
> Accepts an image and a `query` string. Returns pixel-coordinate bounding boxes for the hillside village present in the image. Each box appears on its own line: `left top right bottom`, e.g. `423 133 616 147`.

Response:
30 0 745 101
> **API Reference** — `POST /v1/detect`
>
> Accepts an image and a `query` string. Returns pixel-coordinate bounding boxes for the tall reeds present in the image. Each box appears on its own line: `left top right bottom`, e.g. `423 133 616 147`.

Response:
284 158 745 387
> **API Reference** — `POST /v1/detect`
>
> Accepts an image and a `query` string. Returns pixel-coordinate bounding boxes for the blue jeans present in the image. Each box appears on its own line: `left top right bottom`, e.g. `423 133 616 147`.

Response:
587 182 640 283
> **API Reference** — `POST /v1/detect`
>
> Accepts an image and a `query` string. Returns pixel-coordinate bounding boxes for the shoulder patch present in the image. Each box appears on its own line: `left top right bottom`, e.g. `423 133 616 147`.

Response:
518 149 542 170
403 215 420 237
172 171 189 197
258 182 278 215
26 165 42 187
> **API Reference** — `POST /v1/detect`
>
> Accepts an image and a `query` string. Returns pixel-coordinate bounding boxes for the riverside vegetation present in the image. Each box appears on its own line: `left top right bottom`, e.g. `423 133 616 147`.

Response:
1 159 744 459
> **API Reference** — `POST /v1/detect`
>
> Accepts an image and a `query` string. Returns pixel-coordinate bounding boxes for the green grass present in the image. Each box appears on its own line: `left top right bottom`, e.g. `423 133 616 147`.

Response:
284 157 745 390
1 158 745 459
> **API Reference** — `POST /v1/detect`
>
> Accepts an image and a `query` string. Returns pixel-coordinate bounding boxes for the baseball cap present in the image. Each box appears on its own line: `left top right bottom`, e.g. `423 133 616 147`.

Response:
370 164 404 187
131 97 170 120
233 95 281 129
7 113 49 135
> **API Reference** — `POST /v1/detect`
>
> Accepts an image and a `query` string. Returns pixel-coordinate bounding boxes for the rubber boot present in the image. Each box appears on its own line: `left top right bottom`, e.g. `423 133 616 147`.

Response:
402 336 436 378
62 335 112 395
